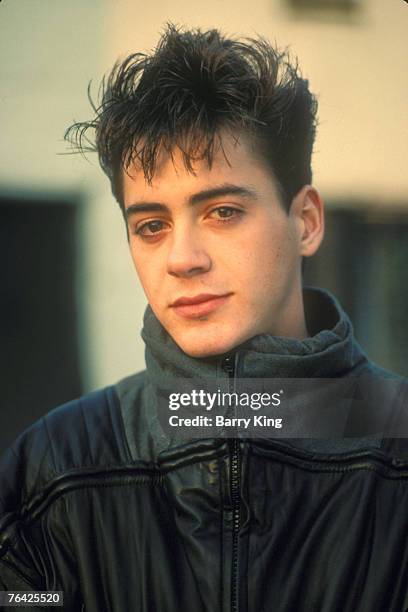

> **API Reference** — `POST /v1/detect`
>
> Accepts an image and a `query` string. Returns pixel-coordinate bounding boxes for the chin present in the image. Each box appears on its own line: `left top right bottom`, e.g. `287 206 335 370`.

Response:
179 345 224 359
175 333 245 359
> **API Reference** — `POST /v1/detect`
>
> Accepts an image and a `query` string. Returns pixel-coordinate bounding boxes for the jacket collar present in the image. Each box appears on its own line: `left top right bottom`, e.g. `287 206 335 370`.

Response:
141 287 368 381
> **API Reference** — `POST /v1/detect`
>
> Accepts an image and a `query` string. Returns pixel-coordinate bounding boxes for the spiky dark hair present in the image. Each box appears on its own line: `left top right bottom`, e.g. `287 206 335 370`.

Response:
65 24 318 212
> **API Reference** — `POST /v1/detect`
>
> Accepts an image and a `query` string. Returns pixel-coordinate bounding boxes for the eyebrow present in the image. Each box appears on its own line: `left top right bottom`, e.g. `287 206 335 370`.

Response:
125 184 259 218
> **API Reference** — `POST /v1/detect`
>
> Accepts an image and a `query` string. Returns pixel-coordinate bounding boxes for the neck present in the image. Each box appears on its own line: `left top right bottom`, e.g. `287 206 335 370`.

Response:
266 284 309 340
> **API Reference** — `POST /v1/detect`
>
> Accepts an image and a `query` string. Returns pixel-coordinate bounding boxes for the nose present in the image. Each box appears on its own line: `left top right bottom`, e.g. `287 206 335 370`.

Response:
167 224 212 278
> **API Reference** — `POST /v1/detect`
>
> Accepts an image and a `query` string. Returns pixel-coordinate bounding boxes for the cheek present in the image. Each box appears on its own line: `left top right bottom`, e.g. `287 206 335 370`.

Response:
230 231 283 281
232 229 296 296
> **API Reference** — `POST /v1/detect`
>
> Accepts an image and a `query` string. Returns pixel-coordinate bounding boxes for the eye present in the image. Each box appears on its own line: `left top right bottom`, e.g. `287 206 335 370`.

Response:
209 206 243 221
134 219 168 238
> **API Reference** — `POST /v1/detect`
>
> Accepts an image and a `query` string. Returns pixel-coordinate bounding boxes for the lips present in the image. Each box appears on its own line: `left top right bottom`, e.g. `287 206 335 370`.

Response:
170 293 232 318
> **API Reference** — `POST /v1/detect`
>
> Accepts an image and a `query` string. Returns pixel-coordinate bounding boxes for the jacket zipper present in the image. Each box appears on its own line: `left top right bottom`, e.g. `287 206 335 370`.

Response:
222 355 241 612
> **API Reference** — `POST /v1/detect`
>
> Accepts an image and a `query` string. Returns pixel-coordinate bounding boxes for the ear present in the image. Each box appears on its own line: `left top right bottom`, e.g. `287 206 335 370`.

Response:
290 185 325 257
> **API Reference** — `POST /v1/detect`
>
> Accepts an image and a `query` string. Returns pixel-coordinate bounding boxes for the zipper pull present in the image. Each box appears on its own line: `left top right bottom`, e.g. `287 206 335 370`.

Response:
221 355 234 376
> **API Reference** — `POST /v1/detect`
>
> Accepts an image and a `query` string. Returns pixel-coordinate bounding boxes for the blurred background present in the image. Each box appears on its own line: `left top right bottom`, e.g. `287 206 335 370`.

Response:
0 0 407 451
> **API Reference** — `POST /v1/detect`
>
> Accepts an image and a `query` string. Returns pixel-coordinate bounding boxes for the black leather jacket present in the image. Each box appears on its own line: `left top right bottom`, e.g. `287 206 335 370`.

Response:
1 289 407 612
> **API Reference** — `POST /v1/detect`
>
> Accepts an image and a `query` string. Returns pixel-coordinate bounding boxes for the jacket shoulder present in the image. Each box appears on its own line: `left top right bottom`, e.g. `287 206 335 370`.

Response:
0 384 132 515
114 370 165 462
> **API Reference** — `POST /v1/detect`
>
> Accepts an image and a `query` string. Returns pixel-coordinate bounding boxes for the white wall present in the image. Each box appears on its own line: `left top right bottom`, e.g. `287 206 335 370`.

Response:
1 0 407 391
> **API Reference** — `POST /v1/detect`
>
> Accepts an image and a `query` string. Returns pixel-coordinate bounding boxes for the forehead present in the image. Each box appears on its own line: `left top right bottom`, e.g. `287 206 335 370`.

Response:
121 132 279 208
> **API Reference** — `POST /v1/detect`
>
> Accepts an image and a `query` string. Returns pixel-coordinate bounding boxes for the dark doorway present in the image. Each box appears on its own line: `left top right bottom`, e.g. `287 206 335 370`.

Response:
304 206 408 377
0 194 83 452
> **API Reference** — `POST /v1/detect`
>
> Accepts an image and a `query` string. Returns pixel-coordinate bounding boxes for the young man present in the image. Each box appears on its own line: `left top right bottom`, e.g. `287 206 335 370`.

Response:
1 25 407 612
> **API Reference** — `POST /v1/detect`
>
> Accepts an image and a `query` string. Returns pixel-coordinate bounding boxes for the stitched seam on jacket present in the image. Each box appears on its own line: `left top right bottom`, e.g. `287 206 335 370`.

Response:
43 415 58 473
0 475 164 557
249 451 408 478
79 397 95 465
106 386 134 463
250 442 408 467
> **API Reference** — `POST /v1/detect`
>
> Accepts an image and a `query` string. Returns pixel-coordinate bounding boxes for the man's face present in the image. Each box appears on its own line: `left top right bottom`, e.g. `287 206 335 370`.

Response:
123 134 305 357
